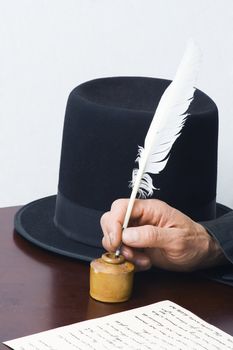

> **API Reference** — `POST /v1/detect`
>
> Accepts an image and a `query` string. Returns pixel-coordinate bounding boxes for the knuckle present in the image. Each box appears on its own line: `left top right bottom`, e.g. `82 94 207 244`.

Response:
147 199 171 217
111 198 128 211
145 225 158 246
102 236 111 251
153 198 168 209
173 239 186 253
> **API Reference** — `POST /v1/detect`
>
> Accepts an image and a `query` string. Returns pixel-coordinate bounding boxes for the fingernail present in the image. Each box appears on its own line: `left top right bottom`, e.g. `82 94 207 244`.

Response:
135 258 150 270
109 232 115 247
121 248 131 259
103 236 109 248
123 228 139 243
137 258 149 266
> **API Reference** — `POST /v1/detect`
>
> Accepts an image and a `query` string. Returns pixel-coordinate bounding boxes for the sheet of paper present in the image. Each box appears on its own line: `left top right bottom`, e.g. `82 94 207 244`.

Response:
4 300 233 350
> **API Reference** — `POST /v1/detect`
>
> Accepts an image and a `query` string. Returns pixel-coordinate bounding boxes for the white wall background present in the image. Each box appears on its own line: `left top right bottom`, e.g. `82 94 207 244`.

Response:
0 0 233 208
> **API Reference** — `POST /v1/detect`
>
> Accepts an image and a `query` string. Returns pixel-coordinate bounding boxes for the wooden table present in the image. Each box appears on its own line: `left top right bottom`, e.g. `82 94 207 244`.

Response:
0 206 232 349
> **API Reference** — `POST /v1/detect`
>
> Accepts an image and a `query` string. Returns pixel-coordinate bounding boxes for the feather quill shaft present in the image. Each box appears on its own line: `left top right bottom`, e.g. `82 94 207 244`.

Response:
115 41 201 257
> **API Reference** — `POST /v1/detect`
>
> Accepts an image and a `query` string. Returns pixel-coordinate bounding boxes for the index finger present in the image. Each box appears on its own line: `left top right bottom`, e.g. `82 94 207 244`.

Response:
100 198 143 249
100 210 123 250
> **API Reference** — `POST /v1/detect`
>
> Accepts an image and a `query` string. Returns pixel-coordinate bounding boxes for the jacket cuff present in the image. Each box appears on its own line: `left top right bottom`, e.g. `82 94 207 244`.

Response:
198 211 233 286
200 210 233 265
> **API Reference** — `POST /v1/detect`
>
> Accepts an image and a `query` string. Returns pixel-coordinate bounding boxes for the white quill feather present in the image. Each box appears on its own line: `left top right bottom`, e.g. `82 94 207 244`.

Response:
115 41 201 256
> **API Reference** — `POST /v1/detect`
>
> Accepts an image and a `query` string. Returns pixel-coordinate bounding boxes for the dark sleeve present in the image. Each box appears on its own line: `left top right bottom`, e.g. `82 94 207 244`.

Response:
199 210 233 286
201 211 233 264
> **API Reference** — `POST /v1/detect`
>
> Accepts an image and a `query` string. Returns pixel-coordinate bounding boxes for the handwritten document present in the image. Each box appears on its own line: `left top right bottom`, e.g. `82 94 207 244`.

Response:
4 301 233 350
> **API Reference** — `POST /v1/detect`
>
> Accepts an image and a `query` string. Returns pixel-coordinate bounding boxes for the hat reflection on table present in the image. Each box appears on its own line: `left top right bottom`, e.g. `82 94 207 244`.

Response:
14 77 231 261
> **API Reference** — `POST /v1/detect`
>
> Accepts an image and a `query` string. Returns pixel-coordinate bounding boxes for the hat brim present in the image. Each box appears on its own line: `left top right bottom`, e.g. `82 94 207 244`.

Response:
14 195 232 262
14 195 105 262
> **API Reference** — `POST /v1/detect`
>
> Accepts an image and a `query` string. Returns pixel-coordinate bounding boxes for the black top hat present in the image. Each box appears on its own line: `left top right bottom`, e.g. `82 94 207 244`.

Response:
14 77 231 261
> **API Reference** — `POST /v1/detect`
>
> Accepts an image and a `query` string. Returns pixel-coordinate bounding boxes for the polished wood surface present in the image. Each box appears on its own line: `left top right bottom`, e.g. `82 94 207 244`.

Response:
0 206 232 348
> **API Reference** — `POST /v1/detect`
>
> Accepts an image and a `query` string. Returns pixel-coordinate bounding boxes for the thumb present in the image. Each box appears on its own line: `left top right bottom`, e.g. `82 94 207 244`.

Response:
122 225 175 248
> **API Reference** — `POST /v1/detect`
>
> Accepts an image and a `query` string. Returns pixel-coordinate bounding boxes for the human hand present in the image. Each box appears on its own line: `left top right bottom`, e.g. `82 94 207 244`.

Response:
101 199 227 272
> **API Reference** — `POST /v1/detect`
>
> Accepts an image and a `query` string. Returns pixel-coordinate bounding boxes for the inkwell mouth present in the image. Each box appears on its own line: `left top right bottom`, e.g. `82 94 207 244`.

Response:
102 253 125 264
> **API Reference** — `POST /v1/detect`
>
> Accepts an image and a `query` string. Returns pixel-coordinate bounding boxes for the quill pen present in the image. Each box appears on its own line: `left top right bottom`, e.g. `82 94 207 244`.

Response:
115 41 201 257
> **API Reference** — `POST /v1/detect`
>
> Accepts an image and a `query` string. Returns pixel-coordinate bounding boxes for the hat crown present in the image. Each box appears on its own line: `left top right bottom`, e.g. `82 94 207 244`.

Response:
58 77 218 217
